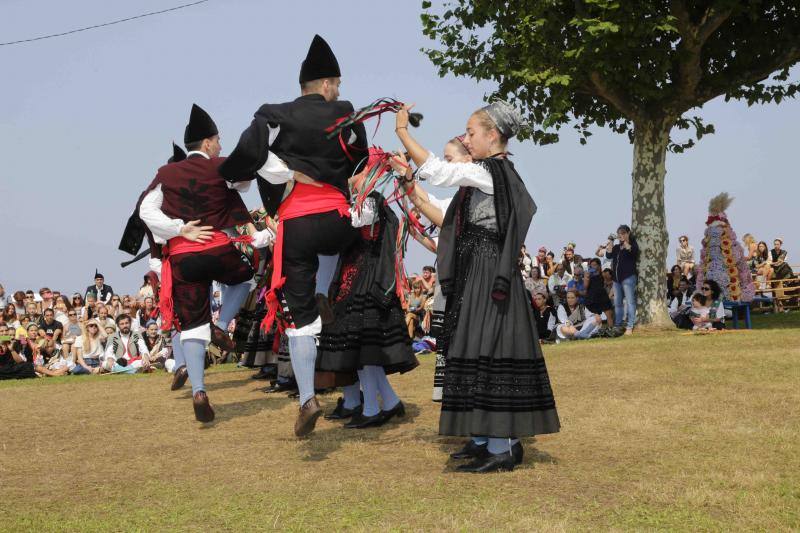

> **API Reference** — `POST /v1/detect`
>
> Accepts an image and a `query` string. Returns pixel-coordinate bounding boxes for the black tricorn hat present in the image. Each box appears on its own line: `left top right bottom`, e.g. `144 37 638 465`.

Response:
168 142 187 163
299 35 341 84
184 104 218 145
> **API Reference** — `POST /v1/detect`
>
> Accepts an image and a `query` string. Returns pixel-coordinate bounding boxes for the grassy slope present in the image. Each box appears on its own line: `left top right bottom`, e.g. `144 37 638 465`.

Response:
1 313 798 532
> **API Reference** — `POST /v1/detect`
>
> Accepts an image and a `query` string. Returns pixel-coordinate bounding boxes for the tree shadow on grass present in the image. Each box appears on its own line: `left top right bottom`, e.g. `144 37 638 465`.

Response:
296 401 422 462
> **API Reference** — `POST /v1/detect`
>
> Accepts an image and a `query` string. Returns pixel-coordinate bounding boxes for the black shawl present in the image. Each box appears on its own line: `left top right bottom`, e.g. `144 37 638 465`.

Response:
437 158 536 301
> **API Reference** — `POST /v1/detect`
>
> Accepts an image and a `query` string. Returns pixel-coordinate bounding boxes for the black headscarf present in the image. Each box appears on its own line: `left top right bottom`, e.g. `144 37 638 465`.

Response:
437 158 536 301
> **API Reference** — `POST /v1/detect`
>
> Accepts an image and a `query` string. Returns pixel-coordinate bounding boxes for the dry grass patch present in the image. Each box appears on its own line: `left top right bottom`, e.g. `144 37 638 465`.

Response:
1 314 798 531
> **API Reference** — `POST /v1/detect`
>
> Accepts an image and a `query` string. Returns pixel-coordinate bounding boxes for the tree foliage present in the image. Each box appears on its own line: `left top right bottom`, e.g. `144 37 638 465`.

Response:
421 0 800 151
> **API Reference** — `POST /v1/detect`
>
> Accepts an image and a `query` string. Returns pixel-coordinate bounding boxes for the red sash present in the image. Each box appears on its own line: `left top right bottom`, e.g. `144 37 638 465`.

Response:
159 231 253 331
261 182 350 332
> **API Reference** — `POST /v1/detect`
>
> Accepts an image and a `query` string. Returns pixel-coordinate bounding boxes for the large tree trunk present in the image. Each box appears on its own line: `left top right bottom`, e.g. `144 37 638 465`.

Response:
630 118 673 328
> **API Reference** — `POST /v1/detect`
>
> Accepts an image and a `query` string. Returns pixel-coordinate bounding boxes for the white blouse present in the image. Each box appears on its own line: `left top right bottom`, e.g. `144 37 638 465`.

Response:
416 153 494 195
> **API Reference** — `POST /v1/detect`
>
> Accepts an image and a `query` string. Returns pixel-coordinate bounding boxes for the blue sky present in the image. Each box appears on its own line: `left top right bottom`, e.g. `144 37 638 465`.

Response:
1 0 797 295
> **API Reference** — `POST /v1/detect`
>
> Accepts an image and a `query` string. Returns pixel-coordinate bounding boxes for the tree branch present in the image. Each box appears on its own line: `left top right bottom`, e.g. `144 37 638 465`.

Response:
695 47 800 105
670 1 734 106
588 71 642 121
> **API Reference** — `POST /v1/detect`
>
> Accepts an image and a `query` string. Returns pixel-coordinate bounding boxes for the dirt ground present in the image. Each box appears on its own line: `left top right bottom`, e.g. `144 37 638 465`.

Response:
2 316 798 531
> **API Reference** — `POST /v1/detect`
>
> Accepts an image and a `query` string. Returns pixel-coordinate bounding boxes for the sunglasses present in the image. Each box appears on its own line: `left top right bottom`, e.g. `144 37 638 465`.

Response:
68 313 76 316
87 324 98 328
702 287 711 291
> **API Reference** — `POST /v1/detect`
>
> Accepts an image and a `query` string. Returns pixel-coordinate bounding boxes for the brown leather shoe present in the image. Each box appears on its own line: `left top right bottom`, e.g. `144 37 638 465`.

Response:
294 397 322 437
316 293 335 325
210 324 235 352
171 366 188 391
193 391 215 423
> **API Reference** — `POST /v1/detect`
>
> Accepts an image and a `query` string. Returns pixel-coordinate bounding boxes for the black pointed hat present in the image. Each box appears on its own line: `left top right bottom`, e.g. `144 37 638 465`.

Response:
168 142 187 163
94 269 104 280
184 104 218 145
299 35 341 84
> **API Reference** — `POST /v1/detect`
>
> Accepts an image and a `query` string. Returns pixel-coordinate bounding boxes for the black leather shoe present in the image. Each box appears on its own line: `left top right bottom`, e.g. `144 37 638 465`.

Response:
456 452 515 473
324 397 363 420
263 380 297 394
450 440 489 460
252 366 277 380
378 401 405 423
512 441 524 465
344 412 385 429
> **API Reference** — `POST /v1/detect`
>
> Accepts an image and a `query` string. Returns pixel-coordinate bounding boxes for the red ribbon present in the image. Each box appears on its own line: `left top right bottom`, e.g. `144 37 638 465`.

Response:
159 231 253 332
260 182 350 333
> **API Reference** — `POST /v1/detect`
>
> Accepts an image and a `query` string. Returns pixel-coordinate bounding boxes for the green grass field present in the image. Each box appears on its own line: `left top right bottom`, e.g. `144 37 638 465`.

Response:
2 313 798 531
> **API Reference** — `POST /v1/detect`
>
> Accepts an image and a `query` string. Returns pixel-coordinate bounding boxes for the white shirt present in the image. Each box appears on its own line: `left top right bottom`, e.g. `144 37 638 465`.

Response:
548 272 573 294
416 153 494 195
426 191 453 218
103 332 149 362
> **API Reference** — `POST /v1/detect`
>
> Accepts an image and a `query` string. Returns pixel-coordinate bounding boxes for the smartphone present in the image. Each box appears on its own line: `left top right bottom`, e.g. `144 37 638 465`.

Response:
0 335 12 342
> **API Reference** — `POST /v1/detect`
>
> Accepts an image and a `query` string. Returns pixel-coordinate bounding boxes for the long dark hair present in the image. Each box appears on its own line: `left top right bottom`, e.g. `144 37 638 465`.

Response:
704 279 722 301
756 241 769 261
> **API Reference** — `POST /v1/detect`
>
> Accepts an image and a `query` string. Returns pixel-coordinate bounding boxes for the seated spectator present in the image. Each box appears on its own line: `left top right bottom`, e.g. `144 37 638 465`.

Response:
770 238 794 280
38 308 63 346
83 294 97 320
25 301 41 324
95 304 115 332
53 295 72 326
15 315 31 339
676 236 695 278
567 265 587 303
669 279 694 328
526 266 547 296
584 258 615 329
546 251 557 276
71 294 86 319
754 241 772 289
418 266 436 296
531 292 555 342
555 290 603 341
134 297 159 332
689 293 713 331
666 264 683 301
519 245 533 278
39 287 55 311
0 324 36 380
143 320 169 368
547 263 572 308
2 306 21 330
694 280 726 330
138 275 155 299
0 284 5 311
42 338 76 374
72 318 107 374
14 324 67 376
561 246 578 276
61 308 82 358
533 246 548 278
742 233 758 274
405 281 426 339
103 314 150 371
108 294 123 319
12 291 27 316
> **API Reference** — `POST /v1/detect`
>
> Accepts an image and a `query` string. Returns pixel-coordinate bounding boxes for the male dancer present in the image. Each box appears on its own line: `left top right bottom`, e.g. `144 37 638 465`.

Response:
140 104 274 422
220 35 368 437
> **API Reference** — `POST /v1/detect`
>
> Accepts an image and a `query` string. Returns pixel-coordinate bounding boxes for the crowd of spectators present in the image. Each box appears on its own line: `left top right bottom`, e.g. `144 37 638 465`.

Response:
0 272 176 380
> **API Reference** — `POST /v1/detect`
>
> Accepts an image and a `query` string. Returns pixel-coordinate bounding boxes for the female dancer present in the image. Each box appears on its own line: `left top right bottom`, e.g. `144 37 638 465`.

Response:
395 137 469 402
316 192 418 429
392 102 560 473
